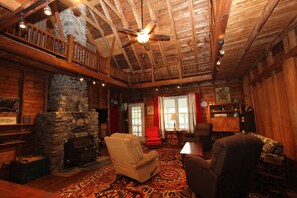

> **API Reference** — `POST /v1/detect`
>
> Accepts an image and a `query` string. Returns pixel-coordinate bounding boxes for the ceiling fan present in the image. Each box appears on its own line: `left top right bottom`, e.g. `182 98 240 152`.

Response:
118 0 170 51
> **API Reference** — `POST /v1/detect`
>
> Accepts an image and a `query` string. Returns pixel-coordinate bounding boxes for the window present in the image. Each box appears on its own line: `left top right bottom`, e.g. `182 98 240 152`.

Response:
163 95 189 130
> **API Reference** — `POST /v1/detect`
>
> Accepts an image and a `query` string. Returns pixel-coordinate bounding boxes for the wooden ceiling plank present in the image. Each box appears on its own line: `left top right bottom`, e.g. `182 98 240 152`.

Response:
114 0 144 72
102 0 124 21
124 0 156 71
165 0 182 79
100 0 135 73
0 0 20 11
147 0 169 73
189 0 198 66
230 0 280 76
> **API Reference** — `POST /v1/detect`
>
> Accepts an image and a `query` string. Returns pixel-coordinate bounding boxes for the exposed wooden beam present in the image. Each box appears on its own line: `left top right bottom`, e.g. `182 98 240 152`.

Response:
113 0 144 72
0 35 128 88
189 0 198 66
230 0 280 76
165 0 182 79
131 73 212 89
86 6 119 68
99 0 135 73
210 0 233 80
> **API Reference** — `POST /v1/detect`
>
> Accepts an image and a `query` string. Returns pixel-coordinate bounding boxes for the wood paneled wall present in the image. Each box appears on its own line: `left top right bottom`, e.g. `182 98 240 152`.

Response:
243 28 297 161
0 64 49 157
141 81 243 127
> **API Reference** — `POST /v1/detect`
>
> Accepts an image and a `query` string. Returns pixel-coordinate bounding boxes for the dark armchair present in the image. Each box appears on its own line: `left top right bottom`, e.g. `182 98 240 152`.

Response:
184 135 263 198
194 122 213 151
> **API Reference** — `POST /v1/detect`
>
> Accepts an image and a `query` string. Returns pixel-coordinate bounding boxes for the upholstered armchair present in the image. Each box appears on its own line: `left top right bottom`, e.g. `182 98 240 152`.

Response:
104 133 160 183
145 127 162 147
194 122 213 151
184 135 263 198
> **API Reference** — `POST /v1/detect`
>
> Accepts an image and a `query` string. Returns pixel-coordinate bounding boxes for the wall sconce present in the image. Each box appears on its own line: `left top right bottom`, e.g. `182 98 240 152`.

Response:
79 77 84 82
44 0 52 16
92 81 96 85
19 12 26 29
102 82 105 87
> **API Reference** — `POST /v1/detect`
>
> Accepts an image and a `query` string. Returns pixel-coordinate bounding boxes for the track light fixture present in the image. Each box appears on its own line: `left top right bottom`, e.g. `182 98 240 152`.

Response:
44 0 52 16
19 12 26 29
219 49 225 56
216 66 220 71
216 60 221 65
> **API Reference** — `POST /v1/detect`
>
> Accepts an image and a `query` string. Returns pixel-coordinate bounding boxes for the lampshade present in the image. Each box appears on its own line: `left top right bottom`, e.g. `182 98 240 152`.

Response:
170 113 177 121
44 5 52 16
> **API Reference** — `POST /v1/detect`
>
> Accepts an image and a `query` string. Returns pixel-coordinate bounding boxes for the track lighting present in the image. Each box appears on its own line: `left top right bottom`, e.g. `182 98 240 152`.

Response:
44 0 52 16
216 60 221 65
19 12 26 29
219 50 225 56
216 66 220 71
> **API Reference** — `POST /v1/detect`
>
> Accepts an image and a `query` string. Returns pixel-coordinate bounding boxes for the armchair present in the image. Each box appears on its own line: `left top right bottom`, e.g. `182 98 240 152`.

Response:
145 127 162 147
194 122 213 151
104 133 160 183
184 135 263 198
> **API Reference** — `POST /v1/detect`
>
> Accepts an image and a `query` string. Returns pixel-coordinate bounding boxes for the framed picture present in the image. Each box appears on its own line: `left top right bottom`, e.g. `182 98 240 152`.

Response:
0 97 19 113
146 106 154 115
23 116 31 123
215 87 231 104
0 116 17 125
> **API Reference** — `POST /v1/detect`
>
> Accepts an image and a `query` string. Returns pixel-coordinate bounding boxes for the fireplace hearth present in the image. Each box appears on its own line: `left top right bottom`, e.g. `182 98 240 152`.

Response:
35 74 99 172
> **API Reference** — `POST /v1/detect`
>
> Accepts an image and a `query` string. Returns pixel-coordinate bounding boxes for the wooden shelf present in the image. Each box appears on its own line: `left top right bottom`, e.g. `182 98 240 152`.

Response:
0 140 26 146
0 123 34 127
0 132 31 137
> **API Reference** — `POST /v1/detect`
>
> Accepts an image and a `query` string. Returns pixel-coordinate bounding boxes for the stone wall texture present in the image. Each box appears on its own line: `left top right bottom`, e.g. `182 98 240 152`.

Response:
59 4 86 45
47 74 88 112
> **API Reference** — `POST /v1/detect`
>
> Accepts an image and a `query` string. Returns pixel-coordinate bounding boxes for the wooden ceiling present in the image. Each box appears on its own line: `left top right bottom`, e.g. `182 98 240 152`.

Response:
0 0 296 87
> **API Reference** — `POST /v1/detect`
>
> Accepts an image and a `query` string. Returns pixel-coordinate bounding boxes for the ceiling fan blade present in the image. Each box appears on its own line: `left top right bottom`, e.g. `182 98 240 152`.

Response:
118 27 138 36
144 42 150 51
144 20 157 34
149 34 170 41
122 39 137 48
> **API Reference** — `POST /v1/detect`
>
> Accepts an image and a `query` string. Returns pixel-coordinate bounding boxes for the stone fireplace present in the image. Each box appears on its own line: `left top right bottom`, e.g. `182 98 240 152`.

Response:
35 75 99 172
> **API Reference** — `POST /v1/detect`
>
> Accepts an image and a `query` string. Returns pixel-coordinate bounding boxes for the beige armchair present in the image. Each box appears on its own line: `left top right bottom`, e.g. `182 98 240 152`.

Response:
104 133 160 183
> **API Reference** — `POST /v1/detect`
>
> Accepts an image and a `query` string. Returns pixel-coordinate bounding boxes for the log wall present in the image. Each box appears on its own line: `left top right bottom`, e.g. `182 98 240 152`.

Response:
243 28 297 161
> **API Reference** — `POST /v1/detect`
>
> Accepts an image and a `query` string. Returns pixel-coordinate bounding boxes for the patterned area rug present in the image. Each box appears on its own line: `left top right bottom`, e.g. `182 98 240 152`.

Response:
57 148 192 197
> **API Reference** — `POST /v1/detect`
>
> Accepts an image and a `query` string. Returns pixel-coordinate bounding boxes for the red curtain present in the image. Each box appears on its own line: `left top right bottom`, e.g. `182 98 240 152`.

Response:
195 93 203 123
153 96 159 127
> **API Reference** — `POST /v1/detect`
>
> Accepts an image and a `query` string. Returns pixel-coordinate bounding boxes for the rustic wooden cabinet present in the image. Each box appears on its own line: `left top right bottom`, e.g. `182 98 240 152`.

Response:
209 103 240 132
165 130 187 147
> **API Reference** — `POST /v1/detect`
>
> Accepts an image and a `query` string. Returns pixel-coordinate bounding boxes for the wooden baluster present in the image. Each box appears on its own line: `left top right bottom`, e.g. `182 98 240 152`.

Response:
67 35 74 63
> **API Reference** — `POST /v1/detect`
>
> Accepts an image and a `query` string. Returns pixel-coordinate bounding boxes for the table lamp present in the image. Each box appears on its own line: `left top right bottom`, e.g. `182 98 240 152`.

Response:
170 113 177 131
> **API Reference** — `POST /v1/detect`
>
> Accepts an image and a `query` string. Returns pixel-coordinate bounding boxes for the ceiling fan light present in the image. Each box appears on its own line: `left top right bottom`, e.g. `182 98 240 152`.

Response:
137 30 149 44
44 4 52 16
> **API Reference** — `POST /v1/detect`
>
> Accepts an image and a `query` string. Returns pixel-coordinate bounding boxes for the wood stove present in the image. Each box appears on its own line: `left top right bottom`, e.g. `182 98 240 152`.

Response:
64 135 96 167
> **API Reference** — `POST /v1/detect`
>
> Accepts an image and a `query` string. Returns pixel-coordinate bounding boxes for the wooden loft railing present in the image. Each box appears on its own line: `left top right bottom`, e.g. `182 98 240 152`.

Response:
4 23 130 83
